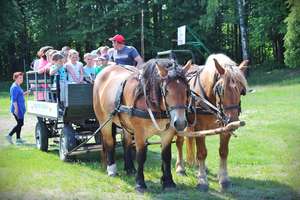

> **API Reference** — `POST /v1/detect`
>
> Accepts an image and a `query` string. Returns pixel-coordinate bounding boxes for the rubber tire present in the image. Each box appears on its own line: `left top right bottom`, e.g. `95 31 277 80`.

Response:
59 124 77 162
35 121 49 152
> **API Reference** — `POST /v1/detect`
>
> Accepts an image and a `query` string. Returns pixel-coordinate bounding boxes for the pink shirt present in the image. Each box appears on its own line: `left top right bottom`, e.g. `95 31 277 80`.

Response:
34 58 49 100
37 58 49 73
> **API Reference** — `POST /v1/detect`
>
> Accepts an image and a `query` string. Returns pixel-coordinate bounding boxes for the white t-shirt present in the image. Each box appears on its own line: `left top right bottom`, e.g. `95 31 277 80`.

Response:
67 61 83 82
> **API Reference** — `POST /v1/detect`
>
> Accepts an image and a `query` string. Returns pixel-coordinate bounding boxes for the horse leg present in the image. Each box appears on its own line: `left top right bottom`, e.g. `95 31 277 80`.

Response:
218 133 231 190
186 133 196 165
175 135 186 176
161 133 176 190
196 136 209 192
134 131 147 193
102 122 117 176
123 130 136 175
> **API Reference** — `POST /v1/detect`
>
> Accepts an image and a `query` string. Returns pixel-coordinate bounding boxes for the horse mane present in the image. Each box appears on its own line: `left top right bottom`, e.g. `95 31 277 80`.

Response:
134 58 187 109
205 53 248 91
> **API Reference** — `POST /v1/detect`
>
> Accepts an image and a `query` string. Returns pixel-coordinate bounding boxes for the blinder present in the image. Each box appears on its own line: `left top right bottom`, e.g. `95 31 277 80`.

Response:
160 67 191 116
213 79 242 122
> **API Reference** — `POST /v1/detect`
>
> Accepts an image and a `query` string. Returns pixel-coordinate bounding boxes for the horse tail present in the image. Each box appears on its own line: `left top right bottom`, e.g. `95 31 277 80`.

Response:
185 137 196 165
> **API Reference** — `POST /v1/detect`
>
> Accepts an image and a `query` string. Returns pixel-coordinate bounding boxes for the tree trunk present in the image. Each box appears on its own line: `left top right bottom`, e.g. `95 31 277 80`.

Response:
153 3 159 48
277 35 284 64
234 24 239 61
236 0 249 61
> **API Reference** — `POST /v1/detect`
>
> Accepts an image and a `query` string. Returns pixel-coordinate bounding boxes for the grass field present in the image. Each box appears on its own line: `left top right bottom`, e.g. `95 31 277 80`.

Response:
0 68 300 199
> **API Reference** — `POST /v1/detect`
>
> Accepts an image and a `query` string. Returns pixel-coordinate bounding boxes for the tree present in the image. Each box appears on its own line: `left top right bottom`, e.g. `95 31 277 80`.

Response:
284 0 300 68
236 0 249 61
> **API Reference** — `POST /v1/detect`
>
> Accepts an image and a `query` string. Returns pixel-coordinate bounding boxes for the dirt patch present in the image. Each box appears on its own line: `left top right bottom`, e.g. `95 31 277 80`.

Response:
0 114 37 147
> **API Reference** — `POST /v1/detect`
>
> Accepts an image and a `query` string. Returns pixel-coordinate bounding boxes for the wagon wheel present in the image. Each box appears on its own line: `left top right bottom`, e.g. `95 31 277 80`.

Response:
35 121 49 152
59 124 77 162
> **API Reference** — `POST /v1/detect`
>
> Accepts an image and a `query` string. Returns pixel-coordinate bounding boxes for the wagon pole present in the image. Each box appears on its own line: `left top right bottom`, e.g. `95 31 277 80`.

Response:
64 115 114 156
179 121 246 137
135 121 245 147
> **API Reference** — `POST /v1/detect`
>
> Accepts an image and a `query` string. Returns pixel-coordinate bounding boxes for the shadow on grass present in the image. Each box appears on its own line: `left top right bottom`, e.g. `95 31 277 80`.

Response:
43 145 299 199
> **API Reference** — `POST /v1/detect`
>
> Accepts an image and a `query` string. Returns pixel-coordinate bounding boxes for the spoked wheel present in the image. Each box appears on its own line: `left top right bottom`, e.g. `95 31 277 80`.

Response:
35 121 49 152
59 124 77 162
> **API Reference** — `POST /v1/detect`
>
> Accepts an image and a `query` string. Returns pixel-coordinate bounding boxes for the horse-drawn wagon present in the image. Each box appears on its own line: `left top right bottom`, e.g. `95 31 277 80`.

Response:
26 71 102 161
26 53 247 191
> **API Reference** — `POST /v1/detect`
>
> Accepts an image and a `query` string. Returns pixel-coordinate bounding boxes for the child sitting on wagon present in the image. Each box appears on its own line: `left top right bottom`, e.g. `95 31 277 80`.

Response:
49 53 67 104
83 53 96 83
94 55 109 75
66 49 84 84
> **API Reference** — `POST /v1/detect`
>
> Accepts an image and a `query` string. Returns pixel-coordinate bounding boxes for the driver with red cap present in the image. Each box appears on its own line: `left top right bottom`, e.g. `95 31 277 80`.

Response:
108 34 144 68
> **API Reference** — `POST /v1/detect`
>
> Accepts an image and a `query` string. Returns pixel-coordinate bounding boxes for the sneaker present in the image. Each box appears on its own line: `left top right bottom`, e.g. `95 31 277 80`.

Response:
16 138 25 145
5 135 13 144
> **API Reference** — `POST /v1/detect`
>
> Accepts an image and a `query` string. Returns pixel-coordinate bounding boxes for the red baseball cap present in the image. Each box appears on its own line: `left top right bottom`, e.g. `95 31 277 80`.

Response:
109 34 125 44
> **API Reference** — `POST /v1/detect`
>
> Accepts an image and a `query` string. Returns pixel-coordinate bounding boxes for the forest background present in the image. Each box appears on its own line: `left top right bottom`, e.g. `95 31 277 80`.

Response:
0 0 299 80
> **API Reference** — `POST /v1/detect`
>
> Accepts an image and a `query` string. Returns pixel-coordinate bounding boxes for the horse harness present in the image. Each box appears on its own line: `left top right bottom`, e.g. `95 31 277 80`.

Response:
187 66 243 125
111 63 243 131
112 66 190 119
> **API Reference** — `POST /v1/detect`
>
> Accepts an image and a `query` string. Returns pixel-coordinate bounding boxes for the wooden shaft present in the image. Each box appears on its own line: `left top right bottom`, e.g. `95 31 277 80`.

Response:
178 121 246 137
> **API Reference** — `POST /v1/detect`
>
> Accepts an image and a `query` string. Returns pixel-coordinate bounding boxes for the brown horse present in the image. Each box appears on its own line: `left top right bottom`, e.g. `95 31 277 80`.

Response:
175 53 248 191
93 59 192 192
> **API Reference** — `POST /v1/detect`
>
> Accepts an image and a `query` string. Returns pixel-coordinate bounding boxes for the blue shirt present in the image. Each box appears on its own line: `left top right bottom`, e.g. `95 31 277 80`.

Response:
10 82 26 119
50 64 67 82
83 66 96 78
109 46 140 66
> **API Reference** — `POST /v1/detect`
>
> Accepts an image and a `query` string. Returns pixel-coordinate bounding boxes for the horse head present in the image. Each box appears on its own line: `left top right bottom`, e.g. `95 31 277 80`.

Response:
156 59 192 131
212 57 248 123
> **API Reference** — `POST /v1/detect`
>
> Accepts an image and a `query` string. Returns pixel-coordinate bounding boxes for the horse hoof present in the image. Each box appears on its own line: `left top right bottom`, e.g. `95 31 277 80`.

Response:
135 184 147 193
197 183 209 192
162 180 176 190
220 180 231 190
108 172 118 177
176 170 187 176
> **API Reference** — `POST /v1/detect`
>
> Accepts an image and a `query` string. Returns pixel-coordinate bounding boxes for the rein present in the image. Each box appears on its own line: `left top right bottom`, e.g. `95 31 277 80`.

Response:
142 72 190 131
142 79 169 131
187 68 230 124
213 80 242 118
112 63 188 132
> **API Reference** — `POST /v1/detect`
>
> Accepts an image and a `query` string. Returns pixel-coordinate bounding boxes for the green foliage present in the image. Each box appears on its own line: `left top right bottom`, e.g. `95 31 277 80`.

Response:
0 0 293 79
284 0 300 68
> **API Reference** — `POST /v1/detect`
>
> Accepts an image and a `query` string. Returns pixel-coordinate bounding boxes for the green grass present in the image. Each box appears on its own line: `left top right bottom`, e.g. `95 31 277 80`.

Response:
0 82 11 116
0 68 300 199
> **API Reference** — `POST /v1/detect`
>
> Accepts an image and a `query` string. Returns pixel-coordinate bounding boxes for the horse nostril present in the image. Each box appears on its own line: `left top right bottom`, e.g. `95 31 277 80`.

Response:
174 119 188 131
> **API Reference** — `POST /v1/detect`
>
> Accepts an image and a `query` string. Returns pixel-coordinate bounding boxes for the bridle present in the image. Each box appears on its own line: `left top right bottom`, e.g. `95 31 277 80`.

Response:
213 78 244 124
142 62 191 131
187 65 245 125
160 76 191 116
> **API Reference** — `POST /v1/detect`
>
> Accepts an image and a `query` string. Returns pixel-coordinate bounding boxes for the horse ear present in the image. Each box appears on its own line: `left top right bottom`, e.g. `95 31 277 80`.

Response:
156 63 168 78
213 58 225 75
183 59 192 74
239 60 249 74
